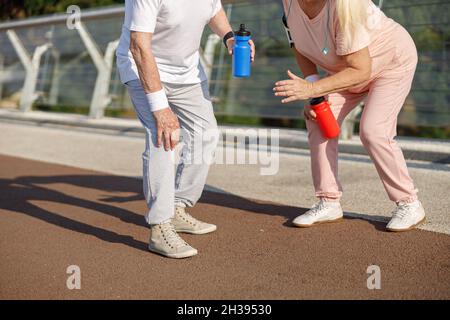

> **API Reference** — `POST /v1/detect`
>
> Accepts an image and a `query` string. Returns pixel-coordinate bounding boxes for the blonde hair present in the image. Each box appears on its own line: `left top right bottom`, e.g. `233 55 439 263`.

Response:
336 0 370 46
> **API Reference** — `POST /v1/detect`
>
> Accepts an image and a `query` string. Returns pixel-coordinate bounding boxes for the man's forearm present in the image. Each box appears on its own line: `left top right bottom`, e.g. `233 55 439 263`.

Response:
208 8 232 38
130 31 162 94
131 48 162 94
134 51 162 94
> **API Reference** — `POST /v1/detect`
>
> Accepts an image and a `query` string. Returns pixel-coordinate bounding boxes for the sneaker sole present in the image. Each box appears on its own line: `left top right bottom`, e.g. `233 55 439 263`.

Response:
175 225 217 235
386 217 426 232
293 216 344 228
148 245 198 259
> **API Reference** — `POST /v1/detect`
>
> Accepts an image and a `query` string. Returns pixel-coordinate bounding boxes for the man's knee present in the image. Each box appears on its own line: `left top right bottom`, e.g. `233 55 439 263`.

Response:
204 121 219 147
201 122 220 163
183 120 219 166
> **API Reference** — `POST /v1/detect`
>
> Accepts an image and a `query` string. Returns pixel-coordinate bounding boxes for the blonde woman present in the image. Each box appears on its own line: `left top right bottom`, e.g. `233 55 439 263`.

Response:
274 0 425 231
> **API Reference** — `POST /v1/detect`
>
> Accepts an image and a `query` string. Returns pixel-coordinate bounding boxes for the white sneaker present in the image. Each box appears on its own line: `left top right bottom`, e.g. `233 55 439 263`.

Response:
386 200 426 232
293 199 343 228
149 221 198 259
172 207 217 235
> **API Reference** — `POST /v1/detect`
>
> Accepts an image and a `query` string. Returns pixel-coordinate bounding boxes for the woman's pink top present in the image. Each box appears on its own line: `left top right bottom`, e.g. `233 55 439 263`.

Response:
283 0 408 91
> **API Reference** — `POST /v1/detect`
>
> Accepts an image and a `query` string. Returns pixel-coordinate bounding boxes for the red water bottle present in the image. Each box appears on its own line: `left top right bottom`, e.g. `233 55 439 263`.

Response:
310 97 340 139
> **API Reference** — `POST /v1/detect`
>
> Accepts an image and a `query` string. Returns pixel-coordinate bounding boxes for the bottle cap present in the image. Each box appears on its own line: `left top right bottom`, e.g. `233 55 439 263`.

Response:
310 96 325 106
235 24 251 36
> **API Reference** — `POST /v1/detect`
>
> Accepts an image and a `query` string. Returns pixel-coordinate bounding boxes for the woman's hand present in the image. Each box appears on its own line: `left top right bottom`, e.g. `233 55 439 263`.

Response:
273 70 315 103
303 105 317 121
226 38 256 62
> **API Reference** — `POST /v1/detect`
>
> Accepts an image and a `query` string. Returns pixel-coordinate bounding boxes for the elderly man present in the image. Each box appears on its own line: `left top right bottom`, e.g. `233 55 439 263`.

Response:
116 0 255 258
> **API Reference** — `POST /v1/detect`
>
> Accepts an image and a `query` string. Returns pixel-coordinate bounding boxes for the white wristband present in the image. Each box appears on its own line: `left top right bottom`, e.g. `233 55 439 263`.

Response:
146 88 169 112
305 74 320 83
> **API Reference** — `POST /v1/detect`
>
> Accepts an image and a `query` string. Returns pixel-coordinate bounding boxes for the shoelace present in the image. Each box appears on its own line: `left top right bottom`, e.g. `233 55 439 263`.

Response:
176 208 199 226
392 204 413 220
309 200 327 216
160 223 187 247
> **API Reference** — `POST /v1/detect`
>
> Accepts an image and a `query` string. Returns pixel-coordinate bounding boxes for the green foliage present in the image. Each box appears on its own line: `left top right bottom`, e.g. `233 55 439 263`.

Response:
0 0 125 20
215 115 262 126
414 27 445 51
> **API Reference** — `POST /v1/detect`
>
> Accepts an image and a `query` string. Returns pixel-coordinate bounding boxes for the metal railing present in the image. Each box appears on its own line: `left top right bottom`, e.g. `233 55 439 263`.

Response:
0 0 448 134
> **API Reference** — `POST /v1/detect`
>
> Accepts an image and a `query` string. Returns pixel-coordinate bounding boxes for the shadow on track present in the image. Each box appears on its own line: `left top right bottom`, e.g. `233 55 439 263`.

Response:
199 188 388 231
0 175 389 252
0 175 148 252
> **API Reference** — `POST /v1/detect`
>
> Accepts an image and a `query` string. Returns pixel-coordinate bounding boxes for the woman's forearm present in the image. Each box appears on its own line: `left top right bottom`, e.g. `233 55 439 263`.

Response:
291 49 370 98
311 48 372 97
311 66 370 97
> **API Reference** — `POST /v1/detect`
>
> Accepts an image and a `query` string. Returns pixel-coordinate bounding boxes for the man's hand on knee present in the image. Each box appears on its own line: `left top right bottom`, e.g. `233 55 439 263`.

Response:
152 108 180 151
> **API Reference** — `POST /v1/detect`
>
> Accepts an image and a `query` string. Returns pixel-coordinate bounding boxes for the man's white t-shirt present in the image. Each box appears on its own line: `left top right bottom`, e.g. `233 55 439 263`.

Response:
116 0 222 85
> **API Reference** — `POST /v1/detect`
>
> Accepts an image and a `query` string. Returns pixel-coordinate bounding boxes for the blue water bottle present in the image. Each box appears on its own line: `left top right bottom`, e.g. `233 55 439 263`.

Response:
232 24 251 78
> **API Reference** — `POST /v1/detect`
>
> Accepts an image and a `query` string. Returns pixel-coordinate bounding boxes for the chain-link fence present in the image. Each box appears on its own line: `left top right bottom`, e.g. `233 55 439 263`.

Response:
0 0 448 128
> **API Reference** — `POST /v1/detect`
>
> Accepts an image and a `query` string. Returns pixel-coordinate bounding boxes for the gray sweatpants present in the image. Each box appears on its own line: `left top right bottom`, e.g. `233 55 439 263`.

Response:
126 79 219 225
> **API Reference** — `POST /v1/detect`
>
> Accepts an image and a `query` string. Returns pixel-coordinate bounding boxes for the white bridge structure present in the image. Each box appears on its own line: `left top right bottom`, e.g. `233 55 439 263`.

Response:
0 6 223 119
1 0 445 140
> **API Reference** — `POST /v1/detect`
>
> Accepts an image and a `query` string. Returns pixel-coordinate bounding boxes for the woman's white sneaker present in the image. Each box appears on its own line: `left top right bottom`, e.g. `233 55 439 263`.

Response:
149 221 198 259
386 200 426 232
293 199 343 228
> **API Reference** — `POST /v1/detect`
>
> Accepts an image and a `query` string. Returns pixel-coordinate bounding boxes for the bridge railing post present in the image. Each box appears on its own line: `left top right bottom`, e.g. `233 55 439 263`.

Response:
75 21 119 119
6 29 51 112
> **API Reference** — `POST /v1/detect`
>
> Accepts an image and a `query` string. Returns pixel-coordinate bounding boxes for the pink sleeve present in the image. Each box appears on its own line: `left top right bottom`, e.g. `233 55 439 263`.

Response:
334 1 372 56
336 24 371 56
